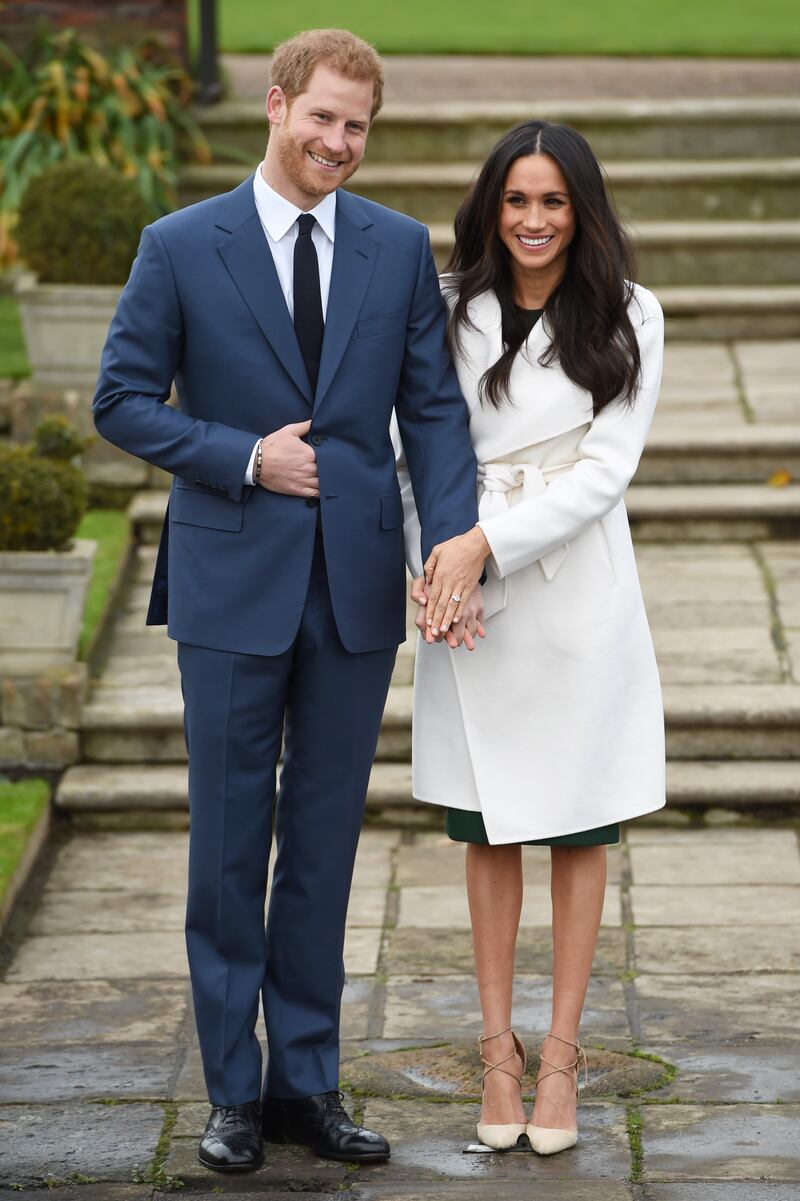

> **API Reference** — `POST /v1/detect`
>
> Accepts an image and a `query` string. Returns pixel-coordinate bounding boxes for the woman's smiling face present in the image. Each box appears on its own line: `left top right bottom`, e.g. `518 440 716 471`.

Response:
497 152 576 287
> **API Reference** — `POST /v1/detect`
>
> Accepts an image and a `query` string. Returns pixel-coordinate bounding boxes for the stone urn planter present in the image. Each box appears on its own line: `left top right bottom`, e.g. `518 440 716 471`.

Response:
0 539 97 674
15 278 122 390
14 159 151 391
0 416 94 675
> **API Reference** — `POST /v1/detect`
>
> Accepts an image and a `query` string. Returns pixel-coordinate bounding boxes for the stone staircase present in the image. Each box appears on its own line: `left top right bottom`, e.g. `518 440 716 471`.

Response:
183 96 800 340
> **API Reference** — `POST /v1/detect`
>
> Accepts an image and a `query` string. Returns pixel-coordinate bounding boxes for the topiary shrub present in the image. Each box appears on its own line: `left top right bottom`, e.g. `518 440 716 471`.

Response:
16 159 152 285
0 416 90 551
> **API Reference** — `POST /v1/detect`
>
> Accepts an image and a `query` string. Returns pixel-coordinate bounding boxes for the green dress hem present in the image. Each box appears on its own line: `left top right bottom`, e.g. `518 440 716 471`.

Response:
446 807 620 846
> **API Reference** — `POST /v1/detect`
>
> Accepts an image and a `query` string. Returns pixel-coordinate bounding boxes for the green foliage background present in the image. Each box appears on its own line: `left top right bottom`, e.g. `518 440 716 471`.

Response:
192 0 800 55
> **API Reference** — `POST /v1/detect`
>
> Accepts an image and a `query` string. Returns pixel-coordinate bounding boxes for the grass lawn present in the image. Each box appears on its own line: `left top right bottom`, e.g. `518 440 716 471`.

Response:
194 0 800 56
0 778 50 910
0 296 30 381
76 508 130 659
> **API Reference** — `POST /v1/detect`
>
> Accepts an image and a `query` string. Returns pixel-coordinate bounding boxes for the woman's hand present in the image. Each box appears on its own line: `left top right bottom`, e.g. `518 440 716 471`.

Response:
411 576 486 649
423 527 492 635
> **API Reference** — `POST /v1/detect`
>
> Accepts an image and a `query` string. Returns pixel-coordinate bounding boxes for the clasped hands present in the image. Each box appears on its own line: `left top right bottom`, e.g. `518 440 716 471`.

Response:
411 526 491 651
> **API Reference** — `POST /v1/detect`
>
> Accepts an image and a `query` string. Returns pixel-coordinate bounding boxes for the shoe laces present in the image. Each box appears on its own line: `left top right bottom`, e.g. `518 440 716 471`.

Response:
217 1103 253 1129
324 1090 348 1117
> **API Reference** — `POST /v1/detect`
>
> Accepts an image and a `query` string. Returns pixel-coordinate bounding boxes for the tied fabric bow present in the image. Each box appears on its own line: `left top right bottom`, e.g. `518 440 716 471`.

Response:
477 460 575 618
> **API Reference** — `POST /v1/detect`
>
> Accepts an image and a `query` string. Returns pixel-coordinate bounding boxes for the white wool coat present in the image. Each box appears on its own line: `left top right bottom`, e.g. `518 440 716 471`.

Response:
394 280 667 844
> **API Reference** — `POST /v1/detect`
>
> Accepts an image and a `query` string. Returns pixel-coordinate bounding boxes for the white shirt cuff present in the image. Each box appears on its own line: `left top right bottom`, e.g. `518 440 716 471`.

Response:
244 438 261 485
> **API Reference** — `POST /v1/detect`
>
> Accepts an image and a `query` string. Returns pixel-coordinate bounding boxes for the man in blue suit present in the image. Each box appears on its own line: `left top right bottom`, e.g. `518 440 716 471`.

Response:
93 28 480 1175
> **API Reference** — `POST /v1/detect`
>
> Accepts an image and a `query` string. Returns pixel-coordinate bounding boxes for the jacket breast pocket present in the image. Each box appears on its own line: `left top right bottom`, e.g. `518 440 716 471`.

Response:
380 492 404 530
170 483 243 531
356 310 406 339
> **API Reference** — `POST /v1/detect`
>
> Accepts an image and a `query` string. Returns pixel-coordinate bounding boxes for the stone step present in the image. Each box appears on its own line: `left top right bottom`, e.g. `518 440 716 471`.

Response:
180 158 800 223
655 286 800 340
428 219 800 286
625 426 800 485
196 97 800 164
55 757 800 817
128 485 800 548
79 683 800 764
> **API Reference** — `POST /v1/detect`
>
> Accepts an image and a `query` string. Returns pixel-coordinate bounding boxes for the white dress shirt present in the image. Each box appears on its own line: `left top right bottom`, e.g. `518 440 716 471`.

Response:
244 165 337 484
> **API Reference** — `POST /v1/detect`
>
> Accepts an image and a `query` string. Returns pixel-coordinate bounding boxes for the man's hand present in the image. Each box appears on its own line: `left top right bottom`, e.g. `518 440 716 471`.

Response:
423 526 491 636
257 419 319 496
411 576 486 650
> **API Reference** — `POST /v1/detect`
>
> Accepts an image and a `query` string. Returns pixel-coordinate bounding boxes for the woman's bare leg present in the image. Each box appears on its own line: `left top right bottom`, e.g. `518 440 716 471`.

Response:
466 842 526 1126
531 844 607 1130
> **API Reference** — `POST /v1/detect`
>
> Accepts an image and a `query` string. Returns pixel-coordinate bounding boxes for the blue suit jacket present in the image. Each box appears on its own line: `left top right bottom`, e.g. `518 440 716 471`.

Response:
93 176 478 655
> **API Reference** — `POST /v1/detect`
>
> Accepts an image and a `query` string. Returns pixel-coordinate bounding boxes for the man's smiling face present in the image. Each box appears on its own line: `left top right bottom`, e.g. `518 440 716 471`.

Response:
265 64 374 209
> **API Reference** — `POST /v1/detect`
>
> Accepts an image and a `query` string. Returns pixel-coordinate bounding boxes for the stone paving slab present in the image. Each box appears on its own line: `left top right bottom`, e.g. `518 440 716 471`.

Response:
397 884 622 928
384 927 626 977
631 884 800 925
382 975 630 1043
0 1041 176 1103
6 931 188 983
634 926 800 974
0 978 188 1045
640 1042 800 1103
29 889 186 934
360 1099 630 1182
635 974 800 1043
0 1101 165 1186
45 831 188 894
20 1190 153 1201
354 1186 634 1200
629 841 800 884
164 1134 349 1191
641 1103 800 1181
642 1186 800 1200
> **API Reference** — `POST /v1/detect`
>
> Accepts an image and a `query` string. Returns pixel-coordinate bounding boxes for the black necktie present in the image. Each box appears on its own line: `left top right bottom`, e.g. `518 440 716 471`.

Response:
293 213 324 395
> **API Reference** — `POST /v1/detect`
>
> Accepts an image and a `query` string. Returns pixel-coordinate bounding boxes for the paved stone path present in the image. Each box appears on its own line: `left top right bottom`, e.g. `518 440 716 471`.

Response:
223 54 800 102
1 821 800 1196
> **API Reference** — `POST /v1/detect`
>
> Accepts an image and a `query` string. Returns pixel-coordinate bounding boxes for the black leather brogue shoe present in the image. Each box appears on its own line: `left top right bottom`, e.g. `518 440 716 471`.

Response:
262 1089 390 1163
198 1099 264 1172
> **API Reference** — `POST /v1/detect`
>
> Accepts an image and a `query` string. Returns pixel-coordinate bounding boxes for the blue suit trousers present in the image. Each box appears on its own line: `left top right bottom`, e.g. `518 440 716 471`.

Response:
177 531 397 1104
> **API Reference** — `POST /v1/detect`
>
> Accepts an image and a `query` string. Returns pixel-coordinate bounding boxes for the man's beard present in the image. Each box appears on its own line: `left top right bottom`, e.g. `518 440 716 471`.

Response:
276 135 357 199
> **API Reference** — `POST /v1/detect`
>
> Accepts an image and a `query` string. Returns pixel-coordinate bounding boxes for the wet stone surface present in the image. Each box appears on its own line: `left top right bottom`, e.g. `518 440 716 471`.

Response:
343 1040 670 1101
0 978 189 1046
164 1134 349 1191
639 1042 800 1104
641 1103 800 1181
360 1099 631 1182
0 1041 177 1104
0 1101 165 1186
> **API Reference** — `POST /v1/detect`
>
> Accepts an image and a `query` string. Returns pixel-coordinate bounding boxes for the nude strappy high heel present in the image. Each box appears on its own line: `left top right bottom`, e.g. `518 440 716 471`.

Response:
527 1032 588 1156
476 1026 528 1150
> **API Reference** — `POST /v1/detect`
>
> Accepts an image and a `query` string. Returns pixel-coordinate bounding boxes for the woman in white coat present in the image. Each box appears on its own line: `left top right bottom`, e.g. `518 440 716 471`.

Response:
396 121 665 1156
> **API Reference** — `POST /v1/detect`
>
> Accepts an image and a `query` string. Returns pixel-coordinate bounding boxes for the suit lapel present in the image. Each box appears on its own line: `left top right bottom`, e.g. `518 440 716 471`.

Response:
215 176 312 404
314 191 377 414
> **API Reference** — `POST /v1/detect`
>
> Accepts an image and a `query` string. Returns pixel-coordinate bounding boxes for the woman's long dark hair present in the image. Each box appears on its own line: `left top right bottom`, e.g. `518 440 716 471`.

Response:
445 121 641 414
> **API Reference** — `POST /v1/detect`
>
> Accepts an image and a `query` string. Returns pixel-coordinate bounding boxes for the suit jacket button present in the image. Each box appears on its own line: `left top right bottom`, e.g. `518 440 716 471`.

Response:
310 433 325 446
305 497 319 508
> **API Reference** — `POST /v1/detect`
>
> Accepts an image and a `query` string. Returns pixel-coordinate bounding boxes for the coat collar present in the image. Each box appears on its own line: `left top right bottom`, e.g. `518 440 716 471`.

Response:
215 176 377 409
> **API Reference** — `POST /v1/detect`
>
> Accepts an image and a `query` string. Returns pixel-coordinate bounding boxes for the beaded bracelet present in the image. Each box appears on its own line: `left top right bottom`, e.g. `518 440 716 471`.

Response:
254 439 263 484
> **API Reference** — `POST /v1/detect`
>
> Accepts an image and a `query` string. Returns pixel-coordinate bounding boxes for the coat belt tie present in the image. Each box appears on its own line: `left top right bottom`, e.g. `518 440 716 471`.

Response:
477 461 577 605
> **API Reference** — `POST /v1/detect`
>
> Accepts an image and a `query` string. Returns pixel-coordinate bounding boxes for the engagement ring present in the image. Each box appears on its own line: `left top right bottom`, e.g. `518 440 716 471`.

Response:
450 594 462 603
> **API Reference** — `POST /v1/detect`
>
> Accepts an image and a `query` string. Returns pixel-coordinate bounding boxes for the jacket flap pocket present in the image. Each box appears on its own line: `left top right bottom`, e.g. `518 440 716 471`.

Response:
380 491 404 530
356 309 406 339
170 486 243 531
